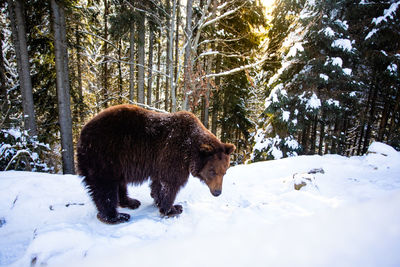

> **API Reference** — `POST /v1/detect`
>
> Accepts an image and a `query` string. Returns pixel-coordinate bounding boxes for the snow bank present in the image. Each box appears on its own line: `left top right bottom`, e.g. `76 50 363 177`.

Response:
1 142 400 266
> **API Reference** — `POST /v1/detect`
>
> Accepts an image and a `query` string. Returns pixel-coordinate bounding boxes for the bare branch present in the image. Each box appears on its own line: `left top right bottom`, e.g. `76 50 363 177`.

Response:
202 56 269 79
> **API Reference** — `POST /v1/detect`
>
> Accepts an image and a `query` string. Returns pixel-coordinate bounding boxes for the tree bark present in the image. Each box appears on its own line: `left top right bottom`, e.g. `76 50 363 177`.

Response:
118 38 123 104
147 23 154 106
155 30 161 109
102 0 109 108
51 0 75 174
211 44 221 135
183 0 193 110
318 110 325 155
363 83 378 154
202 1 218 127
330 119 339 154
378 96 390 141
7 0 37 136
137 11 145 104
387 89 400 142
310 114 318 154
0 27 8 119
301 122 310 154
163 0 171 111
129 21 135 102
75 24 84 123
169 0 177 112
174 0 180 85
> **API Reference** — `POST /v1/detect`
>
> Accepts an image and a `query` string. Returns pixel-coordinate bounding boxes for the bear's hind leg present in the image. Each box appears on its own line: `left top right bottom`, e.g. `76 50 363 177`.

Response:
87 179 130 224
118 183 141 210
150 180 162 207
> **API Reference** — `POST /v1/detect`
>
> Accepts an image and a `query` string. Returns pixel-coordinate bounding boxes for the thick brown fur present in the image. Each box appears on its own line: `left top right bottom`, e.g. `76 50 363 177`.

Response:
77 104 235 224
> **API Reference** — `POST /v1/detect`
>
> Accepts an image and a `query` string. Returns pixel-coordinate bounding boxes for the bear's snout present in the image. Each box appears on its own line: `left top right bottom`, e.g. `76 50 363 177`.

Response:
211 189 222 197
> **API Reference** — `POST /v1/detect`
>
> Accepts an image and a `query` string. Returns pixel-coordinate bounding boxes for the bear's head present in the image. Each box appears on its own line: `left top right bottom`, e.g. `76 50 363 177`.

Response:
192 143 235 197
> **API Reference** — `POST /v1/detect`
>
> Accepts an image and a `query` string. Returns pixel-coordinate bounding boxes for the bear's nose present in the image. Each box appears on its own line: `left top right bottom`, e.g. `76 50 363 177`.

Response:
212 189 222 197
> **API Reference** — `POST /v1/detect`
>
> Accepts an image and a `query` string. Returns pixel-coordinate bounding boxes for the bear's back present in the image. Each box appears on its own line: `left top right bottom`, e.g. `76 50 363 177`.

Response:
77 105 195 182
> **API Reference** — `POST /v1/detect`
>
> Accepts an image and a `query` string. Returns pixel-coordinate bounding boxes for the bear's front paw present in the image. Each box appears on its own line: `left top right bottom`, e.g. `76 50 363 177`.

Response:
97 212 130 224
160 204 183 217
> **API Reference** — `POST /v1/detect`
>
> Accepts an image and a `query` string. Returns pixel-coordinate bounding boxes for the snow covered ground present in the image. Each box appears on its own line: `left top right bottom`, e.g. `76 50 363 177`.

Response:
1 142 400 267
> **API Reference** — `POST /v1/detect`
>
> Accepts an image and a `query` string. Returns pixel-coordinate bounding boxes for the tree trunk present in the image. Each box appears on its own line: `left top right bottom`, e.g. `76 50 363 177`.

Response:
174 0 180 84
147 23 154 106
7 0 37 136
203 90 210 128
75 24 84 123
357 117 365 155
331 119 339 154
363 84 378 154
301 122 310 154
137 11 145 104
155 30 161 109
378 96 390 141
51 0 75 174
211 46 221 135
102 0 109 108
310 114 318 154
169 0 177 112
202 2 217 127
129 21 135 102
0 27 8 119
318 111 325 155
387 89 400 142
118 38 123 104
183 0 193 111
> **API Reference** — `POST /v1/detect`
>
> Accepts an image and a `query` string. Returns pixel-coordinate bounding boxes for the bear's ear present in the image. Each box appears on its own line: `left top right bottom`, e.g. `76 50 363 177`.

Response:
224 143 236 155
200 143 214 155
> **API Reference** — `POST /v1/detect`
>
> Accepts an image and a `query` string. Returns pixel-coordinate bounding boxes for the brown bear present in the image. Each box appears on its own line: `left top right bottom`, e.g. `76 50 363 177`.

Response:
77 104 235 224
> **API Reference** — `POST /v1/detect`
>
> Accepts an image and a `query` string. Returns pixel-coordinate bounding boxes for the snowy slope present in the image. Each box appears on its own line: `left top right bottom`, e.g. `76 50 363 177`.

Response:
1 142 400 267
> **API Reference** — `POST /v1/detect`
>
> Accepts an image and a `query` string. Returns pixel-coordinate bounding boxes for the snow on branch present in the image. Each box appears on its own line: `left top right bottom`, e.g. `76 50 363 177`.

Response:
366 1 400 40
202 56 269 79
196 51 245 60
4 150 33 171
201 3 244 29
372 1 400 25
123 97 169 113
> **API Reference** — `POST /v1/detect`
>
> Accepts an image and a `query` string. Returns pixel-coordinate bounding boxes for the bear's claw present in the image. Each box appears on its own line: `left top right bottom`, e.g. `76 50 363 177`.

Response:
161 204 183 217
97 212 130 224
120 198 141 210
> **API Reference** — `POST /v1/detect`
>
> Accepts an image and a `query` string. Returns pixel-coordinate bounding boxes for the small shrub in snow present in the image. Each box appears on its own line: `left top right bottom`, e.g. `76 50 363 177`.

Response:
252 130 300 162
0 128 53 172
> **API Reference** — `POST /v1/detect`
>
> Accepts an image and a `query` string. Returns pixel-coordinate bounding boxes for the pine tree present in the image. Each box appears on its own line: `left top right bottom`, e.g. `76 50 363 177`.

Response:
253 0 359 160
252 0 400 162
353 0 400 151
213 0 266 163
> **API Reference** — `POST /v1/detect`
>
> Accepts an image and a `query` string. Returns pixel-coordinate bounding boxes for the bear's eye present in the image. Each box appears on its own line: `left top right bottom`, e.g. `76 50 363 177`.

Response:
209 170 216 176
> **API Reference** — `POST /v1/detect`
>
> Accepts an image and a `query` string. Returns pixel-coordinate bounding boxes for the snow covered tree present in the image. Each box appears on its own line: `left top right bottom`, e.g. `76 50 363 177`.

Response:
253 0 400 162
353 0 400 152
212 0 266 163
1 0 60 172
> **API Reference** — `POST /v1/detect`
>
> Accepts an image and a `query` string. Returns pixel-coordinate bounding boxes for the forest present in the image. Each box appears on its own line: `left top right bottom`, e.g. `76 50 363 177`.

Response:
0 0 399 174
